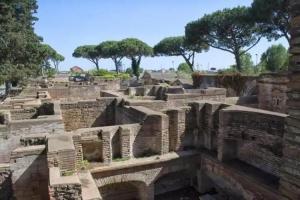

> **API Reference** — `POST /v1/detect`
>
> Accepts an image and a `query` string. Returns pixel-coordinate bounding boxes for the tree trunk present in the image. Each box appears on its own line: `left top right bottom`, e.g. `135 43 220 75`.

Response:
182 54 194 72
113 58 119 74
131 57 141 80
234 53 242 72
5 80 11 96
95 61 100 71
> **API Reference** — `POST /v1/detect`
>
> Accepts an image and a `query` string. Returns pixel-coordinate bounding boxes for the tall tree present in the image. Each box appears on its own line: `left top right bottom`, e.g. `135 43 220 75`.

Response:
39 44 64 74
260 44 288 72
185 6 261 72
73 45 101 71
251 0 290 43
0 0 44 92
97 41 123 73
153 36 208 72
119 38 152 79
51 53 64 72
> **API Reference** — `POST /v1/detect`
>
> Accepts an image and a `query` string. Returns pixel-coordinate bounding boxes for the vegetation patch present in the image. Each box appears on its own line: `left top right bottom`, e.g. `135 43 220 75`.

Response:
216 72 247 96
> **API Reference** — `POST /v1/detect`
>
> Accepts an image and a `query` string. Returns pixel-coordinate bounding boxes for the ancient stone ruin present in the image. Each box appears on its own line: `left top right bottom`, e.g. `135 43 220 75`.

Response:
0 1 300 200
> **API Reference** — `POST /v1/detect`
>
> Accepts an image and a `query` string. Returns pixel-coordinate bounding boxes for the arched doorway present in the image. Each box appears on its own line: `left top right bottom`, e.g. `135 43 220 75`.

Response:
99 181 147 200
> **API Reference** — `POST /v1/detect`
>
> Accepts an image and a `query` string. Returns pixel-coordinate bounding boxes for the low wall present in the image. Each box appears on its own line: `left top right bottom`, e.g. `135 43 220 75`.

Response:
21 84 117 100
92 77 121 91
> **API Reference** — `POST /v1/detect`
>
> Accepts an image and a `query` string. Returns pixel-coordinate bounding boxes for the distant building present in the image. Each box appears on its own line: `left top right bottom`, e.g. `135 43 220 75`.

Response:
70 66 84 74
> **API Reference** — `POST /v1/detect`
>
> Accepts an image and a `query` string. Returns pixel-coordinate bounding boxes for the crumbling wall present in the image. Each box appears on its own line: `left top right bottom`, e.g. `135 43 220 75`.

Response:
49 168 82 200
10 108 37 120
60 98 116 131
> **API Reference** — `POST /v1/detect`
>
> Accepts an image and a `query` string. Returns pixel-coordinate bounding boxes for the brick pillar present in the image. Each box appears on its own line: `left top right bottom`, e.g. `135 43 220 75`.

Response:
217 110 238 162
119 127 131 159
102 131 112 163
279 1 300 199
166 108 186 151
159 114 169 155
72 135 83 170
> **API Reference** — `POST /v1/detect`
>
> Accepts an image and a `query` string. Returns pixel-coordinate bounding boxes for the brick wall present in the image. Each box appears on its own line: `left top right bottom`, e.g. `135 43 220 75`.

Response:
21 83 118 100
10 108 37 120
201 155 284 200
49 167 82 200
10 146 49 200
218 106 287 177
279 1 300 199
60 98 116 131
258 73 288 113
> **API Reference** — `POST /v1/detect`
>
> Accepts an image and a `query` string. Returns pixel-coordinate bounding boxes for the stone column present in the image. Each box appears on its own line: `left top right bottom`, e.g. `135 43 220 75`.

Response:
279 1 300 199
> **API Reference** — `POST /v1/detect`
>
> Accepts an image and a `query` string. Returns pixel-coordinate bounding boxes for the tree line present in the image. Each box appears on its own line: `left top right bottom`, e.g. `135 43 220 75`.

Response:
74 0 289 77
0 0 289 89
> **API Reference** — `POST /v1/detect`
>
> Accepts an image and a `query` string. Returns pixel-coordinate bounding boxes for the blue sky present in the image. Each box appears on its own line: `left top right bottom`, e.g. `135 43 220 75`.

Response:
34 0 288 71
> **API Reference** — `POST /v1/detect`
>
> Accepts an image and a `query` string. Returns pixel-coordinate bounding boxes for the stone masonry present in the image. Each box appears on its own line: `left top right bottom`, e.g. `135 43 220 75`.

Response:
1 8 300 199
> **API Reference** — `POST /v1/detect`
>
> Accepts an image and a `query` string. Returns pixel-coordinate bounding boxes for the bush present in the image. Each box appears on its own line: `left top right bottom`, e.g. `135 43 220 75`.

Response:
216 72 247 96
178 62 192 74
46 68 56 78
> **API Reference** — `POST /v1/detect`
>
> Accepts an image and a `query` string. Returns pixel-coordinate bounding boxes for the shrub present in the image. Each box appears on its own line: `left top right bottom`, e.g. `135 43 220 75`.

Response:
89 68 130 80
216 72 247 96
79 160 89 170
